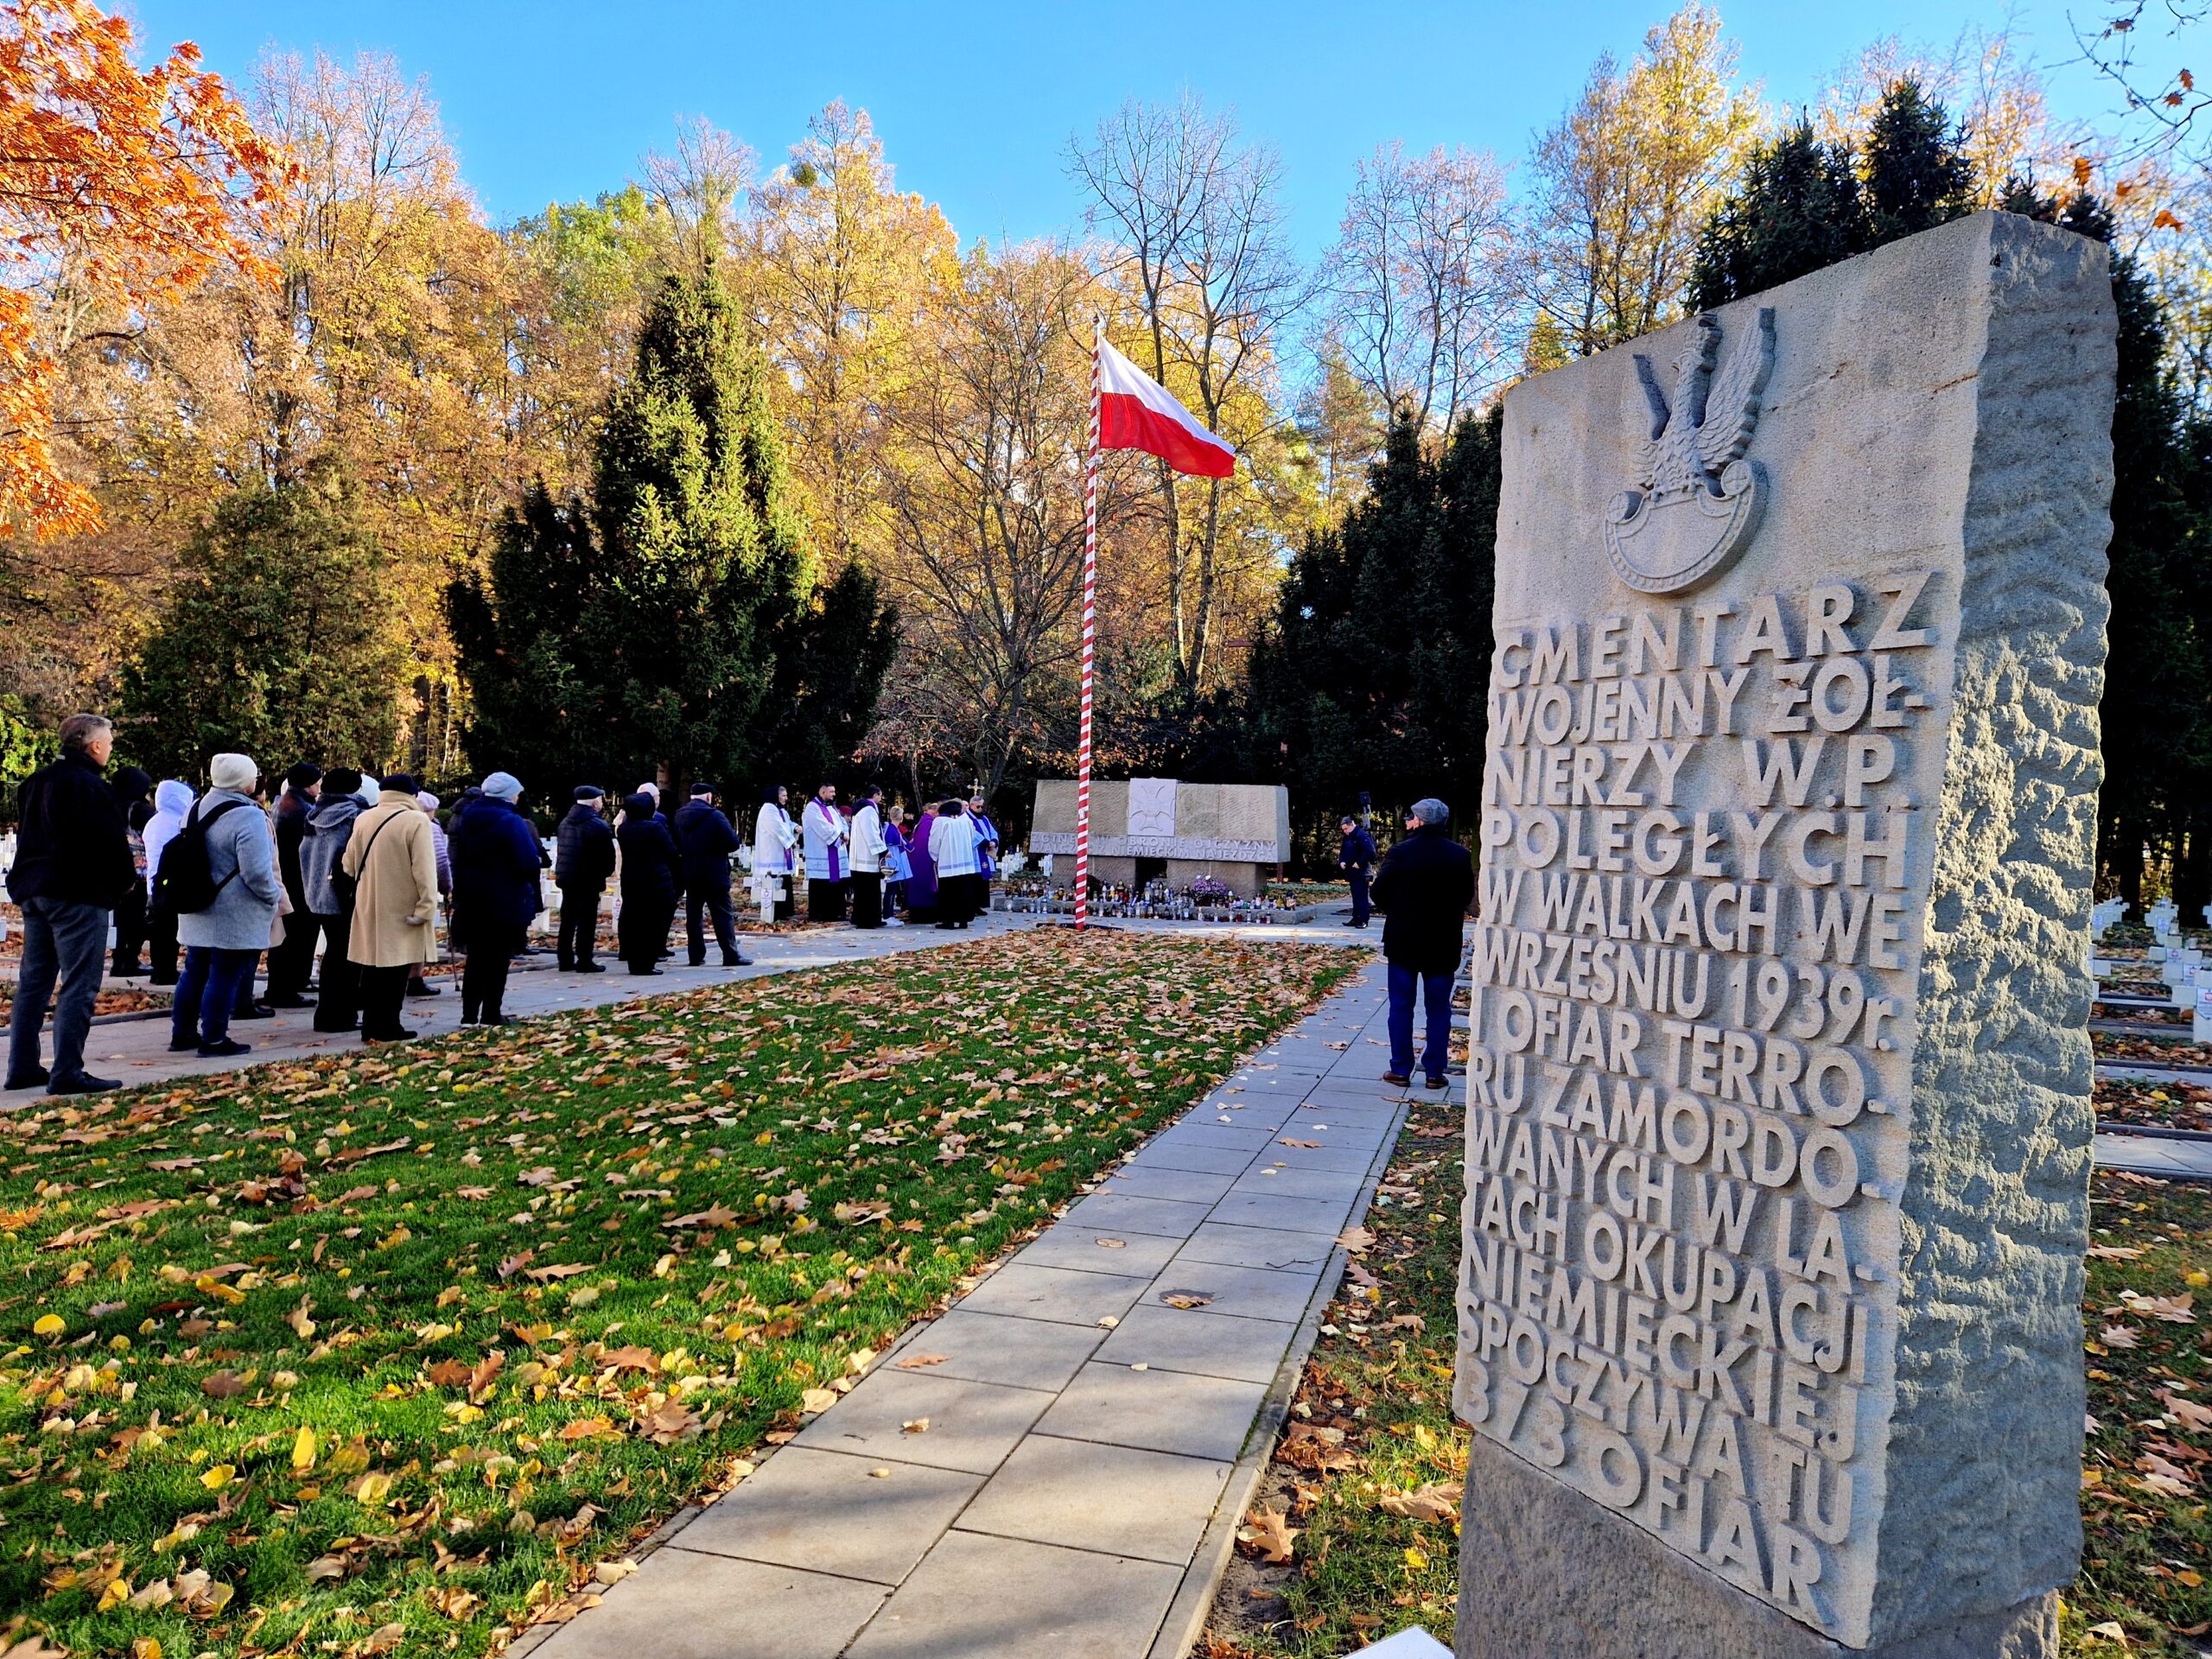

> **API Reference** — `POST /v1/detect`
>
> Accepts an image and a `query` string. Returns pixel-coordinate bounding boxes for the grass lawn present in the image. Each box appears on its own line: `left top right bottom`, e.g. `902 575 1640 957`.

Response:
0 929 1357 1659
1202 1121 2212 1658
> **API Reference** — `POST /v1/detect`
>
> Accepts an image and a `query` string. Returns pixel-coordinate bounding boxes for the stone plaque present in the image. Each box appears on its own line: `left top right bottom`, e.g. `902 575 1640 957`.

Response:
1455 213 2113 1656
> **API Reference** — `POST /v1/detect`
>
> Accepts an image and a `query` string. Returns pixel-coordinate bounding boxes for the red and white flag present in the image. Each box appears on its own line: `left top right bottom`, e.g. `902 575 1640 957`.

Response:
1096 337 1236 478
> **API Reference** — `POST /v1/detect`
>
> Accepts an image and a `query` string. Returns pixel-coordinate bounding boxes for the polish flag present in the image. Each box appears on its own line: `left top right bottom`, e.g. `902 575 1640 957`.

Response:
1097 337 1236 479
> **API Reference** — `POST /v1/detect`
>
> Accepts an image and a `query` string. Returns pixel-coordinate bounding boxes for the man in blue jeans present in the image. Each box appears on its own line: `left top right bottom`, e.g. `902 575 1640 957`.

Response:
6 713 136 1096
1370 798 1472 1090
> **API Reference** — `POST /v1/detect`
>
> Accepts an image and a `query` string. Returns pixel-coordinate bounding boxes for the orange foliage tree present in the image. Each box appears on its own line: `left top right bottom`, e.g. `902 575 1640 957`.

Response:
0 0 288 539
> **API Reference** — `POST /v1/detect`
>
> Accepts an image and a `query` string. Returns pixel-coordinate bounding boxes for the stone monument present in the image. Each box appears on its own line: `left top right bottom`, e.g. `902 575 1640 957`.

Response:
1028 778 1290 897
1455 212 2113 1657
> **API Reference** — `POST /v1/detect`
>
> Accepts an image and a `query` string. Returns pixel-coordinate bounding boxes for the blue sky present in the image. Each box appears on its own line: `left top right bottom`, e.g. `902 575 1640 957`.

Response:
124 1 2158 257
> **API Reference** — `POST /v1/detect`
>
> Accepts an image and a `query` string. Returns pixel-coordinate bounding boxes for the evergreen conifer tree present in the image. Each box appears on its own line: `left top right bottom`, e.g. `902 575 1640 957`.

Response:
452 268 898 796
1860 79 1976 245
1689 120 1866 309
124 474 407 778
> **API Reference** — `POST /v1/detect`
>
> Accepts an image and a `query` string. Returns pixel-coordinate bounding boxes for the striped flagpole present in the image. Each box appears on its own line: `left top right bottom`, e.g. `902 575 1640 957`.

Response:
1074 317 1103 931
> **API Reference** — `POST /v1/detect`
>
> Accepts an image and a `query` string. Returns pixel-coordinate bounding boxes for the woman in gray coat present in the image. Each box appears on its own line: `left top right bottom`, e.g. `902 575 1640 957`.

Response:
169 753 283 1057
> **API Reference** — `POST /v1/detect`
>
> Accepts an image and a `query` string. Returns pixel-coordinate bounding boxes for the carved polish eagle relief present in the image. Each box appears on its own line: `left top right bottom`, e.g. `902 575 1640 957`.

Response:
1605 305 1776 594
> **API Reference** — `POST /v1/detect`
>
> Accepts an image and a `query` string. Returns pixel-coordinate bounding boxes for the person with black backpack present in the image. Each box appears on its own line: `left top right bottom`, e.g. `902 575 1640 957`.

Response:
4 713 134 1095
165 753 282 1058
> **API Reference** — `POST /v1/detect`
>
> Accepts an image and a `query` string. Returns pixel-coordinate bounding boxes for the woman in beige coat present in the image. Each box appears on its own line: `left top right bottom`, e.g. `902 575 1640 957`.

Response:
341 774 440 1044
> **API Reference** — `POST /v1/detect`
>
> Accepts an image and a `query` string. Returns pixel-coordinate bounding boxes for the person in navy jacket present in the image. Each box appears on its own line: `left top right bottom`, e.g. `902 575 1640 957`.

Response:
448 772 543 1025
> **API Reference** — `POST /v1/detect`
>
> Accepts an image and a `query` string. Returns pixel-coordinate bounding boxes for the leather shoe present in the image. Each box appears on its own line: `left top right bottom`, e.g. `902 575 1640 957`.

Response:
722 954 750 967
1425 1075 1449 1090
234 1004 276 1020
575 962 605 974
168 1036 201 1052
197 1039 250 1058
1382 1071 1412 1086
404 981 442 998
3 1066 49 1090
48 1073 121 1095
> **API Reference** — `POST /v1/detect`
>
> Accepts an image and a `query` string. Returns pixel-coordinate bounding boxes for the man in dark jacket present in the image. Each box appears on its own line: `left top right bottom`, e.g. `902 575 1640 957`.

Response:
264 760 322 1006
554 786 616 973
1338 812 1378 929
616 792 681 975
448 772 543 1026
1370 798 1473 1090
6 714 134 1095
673 782 750 968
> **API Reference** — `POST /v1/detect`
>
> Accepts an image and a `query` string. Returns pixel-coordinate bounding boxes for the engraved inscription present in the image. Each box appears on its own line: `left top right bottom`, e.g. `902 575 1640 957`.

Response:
1457 571 1942 1646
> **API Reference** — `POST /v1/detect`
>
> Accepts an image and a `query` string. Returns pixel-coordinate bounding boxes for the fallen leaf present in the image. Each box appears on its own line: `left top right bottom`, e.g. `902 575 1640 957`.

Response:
1160 1292 1214 1310
2100 1325 2142 1350
801 1388 838 1414
1378 1480 1462 1522
1239 1505 1300 1564
894 1353 949 1370
290 1426 317 1475
1337 1226 1376 1254
900 1417 931 1434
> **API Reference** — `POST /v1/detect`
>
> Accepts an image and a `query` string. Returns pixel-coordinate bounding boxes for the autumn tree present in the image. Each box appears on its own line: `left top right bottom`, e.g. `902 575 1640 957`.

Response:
0 0 288 540
1068 94 1308 702
753 102 957 575
1321 140 1514 434
1525 4 1758 353
873 243 1131 797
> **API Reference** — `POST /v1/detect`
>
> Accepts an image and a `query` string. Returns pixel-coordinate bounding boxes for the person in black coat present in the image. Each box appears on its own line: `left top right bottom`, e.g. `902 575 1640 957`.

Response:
1369 798 1474 1090
616 791 681 976
448 772 543 1025
673 782 750 968
264 761 322 1005
1338 812 1378 929
107 766 154 977
6 714 134 1095
554 786 616 973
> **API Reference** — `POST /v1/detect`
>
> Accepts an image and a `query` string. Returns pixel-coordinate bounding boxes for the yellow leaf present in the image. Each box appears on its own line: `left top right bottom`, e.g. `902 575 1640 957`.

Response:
133 1638 163 1659
1403 1545 1430 1570
355 1470 392 1504
291 1426 317 1474
99 1573 132 1610
199 1463 234 1491
32 1313 63 1338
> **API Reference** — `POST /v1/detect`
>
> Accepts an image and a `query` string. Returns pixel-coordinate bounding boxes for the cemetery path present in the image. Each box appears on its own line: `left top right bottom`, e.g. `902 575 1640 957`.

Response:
513 957 1408 1659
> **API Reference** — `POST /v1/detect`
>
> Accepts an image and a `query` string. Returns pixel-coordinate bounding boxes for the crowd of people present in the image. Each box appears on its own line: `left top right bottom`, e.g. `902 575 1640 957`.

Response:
3 712 1011 1095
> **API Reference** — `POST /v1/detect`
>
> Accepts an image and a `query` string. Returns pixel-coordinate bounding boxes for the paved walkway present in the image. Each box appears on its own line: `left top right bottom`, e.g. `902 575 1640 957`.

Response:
522 957 1408 1659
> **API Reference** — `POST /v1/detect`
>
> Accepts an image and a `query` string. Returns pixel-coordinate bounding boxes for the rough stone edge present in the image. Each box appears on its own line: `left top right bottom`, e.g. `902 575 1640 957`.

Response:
1147 1095 1414 1659
1878 211 2113 1641
501 1504 705 1658
1455 1431 2059 1659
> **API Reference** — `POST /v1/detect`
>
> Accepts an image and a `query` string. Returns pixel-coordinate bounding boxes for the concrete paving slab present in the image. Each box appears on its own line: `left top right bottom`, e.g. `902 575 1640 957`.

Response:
1140 1261 1326 1324
1095 1303 1299 1384
1205 1189 1358 1236
677 1447 980 1585
1231 1166 1370 1203
793 1370 1052 1474
844 1530 1181 1659
1176 1222 1339 1273
1100 1166 1238 1204
1008 1226 1184 1279
1035 1361 1270 1461
1248 1143 1388 1173
953 1434 1231 1564
955 1262 1154 1326
1061 1191 1216 1238
1123 1141 1256 1177
876 1308 1106 1391
530 1547 887 1659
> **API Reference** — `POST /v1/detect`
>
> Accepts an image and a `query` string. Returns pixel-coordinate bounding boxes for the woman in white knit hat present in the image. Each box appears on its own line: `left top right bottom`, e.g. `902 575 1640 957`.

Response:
168 753 282 1058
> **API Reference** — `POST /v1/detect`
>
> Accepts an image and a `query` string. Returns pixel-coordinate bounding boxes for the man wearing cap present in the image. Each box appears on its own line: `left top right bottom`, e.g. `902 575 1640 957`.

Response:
265 761 323 1006
5 713 134 1094
1338 812 1378 929
555 786 616 973
1370 798 1473 1091
448 772 543 1025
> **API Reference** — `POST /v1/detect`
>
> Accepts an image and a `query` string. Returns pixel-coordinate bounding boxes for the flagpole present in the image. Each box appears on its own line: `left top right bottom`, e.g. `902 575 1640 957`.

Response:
1074 317 1102 931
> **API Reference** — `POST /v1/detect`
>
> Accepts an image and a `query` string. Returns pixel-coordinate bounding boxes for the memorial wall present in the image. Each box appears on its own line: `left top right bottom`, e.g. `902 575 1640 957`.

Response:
1454 213 2116 1656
